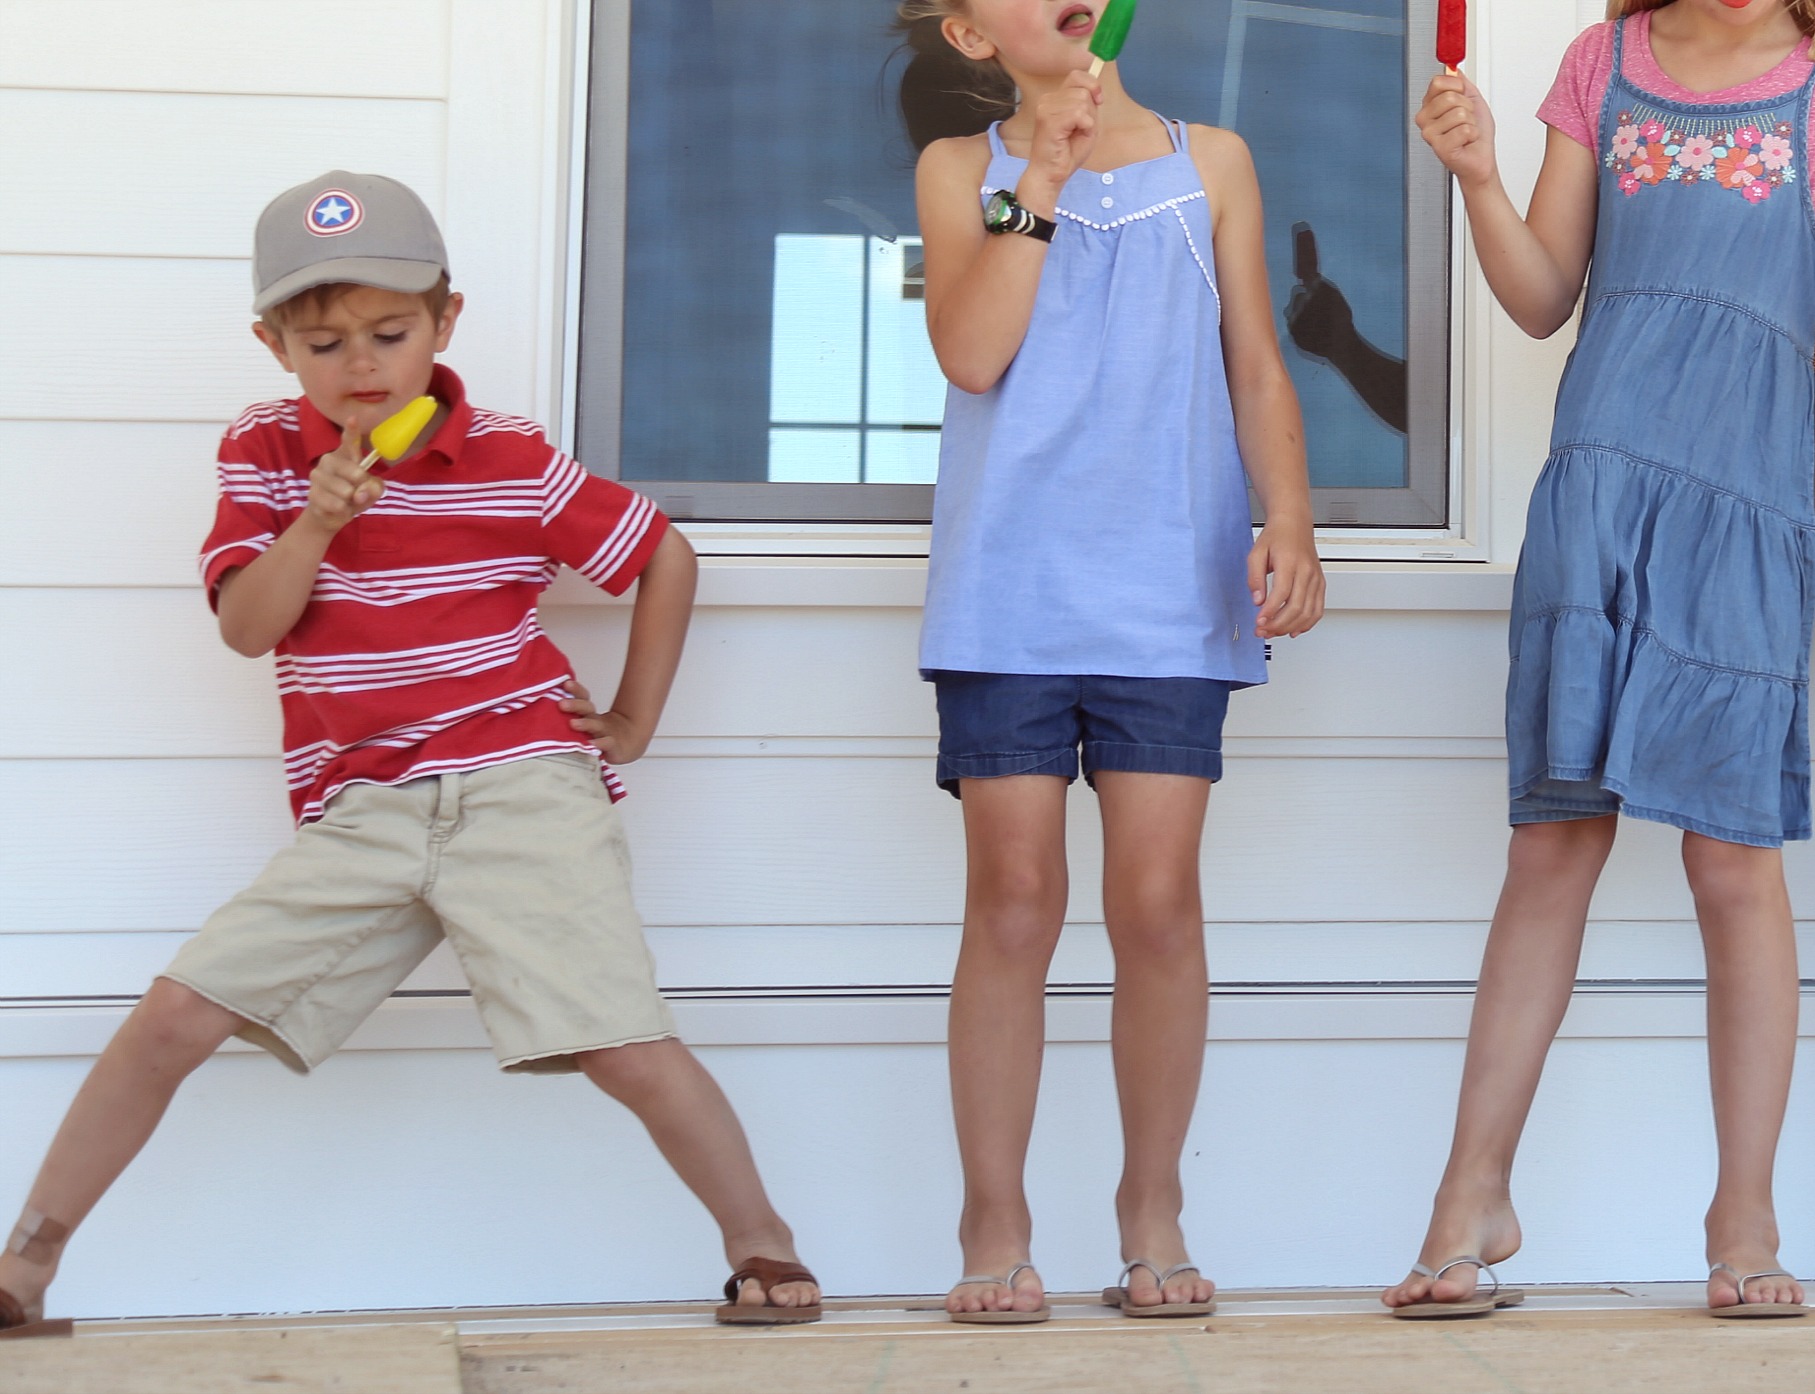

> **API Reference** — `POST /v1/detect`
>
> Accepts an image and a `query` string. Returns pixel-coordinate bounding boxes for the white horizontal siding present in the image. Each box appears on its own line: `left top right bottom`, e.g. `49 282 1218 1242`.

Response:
9 924 1815 1002
4 0 1808 1318
0 90 447 258
3 1028 1813 1314
0 592 1511 753
0 0 452 99
7 736 1812 937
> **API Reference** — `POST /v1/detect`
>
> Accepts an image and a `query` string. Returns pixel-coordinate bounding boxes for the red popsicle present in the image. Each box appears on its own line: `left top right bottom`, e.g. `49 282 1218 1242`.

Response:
1437 0 1466 71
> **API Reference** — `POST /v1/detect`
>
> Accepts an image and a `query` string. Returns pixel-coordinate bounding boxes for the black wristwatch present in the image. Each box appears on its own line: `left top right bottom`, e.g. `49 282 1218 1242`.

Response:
983 189 1057 243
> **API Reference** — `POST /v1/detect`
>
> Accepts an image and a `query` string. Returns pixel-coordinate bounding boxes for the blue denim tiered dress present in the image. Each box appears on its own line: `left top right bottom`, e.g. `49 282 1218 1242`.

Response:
1509 18 1815 846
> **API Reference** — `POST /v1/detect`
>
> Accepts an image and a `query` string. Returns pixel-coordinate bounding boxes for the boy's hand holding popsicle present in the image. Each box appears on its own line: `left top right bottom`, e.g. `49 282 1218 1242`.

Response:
304 419 387 533
303 396 437 535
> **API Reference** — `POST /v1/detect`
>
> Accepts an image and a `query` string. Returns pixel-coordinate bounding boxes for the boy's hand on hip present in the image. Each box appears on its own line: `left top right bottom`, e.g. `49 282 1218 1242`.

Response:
1248 523 1326 640
305 419 386 534
560 680 653 764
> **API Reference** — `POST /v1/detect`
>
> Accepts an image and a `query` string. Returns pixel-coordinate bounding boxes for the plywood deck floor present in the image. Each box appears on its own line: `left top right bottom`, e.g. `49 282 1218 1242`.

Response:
4 1286 1812 1394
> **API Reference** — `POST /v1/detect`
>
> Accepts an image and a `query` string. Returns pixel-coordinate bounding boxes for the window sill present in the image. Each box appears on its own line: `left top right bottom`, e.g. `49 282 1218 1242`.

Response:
545 558 1517 611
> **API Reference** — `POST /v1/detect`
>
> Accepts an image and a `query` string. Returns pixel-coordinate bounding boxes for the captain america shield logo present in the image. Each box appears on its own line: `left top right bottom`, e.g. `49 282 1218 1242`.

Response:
305 190 363 237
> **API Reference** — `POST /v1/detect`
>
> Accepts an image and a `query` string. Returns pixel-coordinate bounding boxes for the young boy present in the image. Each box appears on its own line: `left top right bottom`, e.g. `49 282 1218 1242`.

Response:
0 171 818 1337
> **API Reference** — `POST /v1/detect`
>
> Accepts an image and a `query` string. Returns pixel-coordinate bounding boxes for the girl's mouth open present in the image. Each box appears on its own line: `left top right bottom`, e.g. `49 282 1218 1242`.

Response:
1057 4 1095 36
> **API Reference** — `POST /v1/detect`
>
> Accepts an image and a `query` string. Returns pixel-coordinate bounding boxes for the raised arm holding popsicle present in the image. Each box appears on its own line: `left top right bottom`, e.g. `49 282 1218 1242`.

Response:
896 0 1322 1324
1385 0 1815 1321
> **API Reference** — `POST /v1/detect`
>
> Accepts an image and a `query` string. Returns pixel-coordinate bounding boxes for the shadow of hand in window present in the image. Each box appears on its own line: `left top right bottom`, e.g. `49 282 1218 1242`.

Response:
1283 221 1408 436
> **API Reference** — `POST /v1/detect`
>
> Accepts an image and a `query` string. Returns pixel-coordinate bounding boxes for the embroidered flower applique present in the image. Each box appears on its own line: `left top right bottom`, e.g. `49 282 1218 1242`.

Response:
1605 108 1798 201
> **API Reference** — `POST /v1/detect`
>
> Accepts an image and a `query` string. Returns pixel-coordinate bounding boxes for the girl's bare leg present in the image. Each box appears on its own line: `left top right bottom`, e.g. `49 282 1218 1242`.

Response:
1093 770 1218 1309
0 979 243 1313
577 1039 817 1310
1683 834 1805 1311
1383 814 1617 1308
944 775 1070 1317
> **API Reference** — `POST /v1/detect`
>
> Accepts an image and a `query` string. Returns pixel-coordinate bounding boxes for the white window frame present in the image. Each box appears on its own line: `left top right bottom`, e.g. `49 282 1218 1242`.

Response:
560 0 1498 561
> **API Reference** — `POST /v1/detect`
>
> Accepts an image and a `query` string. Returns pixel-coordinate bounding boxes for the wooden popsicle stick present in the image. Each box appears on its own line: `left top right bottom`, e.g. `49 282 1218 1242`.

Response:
1089 55 1106 77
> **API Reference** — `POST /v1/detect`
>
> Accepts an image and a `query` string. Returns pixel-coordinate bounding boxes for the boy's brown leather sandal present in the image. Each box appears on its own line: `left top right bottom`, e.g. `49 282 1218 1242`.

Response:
0 1287 73 1341
715 1256 823 1325
0 1208 73 1339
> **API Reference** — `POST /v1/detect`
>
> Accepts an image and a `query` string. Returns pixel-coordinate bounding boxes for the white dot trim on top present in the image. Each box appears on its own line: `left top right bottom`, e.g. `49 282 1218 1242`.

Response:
1048 186 1206 232
1169 207 1220 320
971 186 1220 316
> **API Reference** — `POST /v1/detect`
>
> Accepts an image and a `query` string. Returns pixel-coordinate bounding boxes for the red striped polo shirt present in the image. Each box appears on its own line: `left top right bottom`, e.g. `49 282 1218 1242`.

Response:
199 364 668 825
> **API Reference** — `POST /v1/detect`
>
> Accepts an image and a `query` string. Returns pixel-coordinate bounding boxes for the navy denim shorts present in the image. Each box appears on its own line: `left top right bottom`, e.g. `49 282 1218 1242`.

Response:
929 671 1235 797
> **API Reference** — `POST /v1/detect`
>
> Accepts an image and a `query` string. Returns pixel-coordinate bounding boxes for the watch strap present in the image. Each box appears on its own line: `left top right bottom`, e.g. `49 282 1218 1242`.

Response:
986 191 1057 244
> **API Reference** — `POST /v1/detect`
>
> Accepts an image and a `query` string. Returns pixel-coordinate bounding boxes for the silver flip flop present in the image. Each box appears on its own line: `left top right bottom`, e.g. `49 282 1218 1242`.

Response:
948 1261 1051 1324
1708 1262 1808 1319
1390 1256 1525 1320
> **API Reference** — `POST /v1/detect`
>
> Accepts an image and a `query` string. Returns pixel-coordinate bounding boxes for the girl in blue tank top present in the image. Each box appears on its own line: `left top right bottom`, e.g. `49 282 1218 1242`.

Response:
1385 0 1812 1321
898 0 1323 1323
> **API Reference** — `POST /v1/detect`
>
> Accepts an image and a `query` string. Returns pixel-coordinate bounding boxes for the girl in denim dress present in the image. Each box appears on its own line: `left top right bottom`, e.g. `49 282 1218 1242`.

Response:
1386 0 1813 1320
899 0 1323 1323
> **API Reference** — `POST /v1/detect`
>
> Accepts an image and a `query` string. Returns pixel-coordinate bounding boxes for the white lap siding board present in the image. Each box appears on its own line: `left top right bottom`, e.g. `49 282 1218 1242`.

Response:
1 0 1811 1317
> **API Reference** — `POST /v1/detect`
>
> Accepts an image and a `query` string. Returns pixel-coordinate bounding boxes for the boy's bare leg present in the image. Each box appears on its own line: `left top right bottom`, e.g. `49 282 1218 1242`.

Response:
1684 834 1805 1311
1383 814 1617 1308
0 980 243 1315
1094 771 1217 1310
943 775 1070 1316
577 1040 818 1310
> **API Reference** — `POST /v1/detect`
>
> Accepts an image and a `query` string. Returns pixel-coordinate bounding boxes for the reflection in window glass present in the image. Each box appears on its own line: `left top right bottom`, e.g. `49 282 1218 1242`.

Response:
614 0 1432 521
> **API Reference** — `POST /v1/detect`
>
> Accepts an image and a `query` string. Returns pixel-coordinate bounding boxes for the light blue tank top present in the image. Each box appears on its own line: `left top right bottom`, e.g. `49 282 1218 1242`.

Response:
919 114 1266 685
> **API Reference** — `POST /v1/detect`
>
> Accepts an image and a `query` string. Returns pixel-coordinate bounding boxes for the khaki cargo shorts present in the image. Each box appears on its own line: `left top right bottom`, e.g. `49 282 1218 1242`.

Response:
163 752 676 1075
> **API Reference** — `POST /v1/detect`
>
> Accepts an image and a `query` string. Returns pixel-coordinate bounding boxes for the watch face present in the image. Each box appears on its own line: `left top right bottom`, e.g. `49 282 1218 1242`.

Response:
984 190 1014 230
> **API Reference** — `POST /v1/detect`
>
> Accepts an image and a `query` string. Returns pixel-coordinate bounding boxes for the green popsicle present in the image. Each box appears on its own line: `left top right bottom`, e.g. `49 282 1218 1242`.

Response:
1087 0 1137 76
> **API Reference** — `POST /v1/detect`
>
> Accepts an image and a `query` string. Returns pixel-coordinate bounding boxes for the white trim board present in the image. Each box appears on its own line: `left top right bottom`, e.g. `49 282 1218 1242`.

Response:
5 988 1811 1061
7 922 1812 999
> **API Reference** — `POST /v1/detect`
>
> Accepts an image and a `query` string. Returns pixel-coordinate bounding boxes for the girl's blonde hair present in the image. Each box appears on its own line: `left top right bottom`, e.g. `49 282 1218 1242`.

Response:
893 0 1017 151
1605 0 1815 36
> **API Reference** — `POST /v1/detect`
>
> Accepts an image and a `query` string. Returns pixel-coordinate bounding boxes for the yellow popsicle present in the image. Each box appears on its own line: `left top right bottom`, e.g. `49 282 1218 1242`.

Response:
358 395 438 472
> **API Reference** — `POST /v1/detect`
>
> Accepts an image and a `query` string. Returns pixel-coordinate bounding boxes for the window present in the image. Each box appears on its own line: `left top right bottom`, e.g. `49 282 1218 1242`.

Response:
578 0 1449 527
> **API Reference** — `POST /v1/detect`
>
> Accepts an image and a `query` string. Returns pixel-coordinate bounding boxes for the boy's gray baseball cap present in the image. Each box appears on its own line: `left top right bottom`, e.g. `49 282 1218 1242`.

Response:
252 171 448 315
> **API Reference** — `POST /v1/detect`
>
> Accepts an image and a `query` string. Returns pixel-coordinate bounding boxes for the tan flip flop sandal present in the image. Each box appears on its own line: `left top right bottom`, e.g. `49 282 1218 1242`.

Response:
0 1288 72 1341
1390 1256 1526 1320
714 1256 822 1325
948 1262 1051 1324
1707 1263 1809 1319
1101 1259 1217 1317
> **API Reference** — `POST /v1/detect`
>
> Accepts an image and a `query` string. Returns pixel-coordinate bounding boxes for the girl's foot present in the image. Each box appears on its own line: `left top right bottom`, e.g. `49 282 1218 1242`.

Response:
1116 1220 1216 1309
1707 1205 1804 1312
946 1258 1046 1316
1382 1180 1522 1309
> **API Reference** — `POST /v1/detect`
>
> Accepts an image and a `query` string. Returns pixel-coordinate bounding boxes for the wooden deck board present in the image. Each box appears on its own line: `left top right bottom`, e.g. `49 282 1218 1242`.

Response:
6 1296 1812 1394
459 1308 1815 1394
0 1323 462 1394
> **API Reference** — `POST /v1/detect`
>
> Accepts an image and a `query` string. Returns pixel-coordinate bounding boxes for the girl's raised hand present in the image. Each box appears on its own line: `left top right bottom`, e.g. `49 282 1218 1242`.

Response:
1024 71 1103 197
1415 72 1497 189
